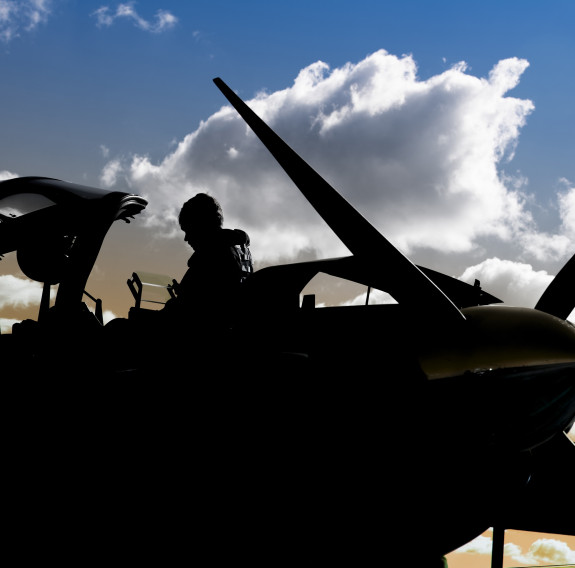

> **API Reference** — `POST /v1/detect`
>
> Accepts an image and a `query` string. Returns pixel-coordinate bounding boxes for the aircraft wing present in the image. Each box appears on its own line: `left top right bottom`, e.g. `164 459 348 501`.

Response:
243 255 501 309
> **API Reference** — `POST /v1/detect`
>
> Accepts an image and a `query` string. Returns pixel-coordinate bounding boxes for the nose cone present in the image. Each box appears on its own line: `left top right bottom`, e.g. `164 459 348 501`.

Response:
419 305 575 380
419 306 575 451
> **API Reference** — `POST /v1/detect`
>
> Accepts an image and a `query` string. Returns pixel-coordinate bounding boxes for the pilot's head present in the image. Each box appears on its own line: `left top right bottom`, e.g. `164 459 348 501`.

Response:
179 193 223 248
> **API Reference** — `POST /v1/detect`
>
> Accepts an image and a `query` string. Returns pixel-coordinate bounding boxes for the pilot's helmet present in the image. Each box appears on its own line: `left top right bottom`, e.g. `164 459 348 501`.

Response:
179 193 223 232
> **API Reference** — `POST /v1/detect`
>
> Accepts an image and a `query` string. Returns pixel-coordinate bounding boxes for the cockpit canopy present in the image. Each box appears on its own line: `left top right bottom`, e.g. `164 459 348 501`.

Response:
0 176 147 307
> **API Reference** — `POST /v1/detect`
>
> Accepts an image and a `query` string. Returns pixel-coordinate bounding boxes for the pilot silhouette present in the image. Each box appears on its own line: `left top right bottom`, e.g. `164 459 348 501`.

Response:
105 192 252 372
162 192 253 332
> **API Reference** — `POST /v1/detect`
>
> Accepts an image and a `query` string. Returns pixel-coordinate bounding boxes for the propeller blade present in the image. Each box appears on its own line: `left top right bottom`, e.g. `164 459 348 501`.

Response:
535 252 575 320
213 77 465 327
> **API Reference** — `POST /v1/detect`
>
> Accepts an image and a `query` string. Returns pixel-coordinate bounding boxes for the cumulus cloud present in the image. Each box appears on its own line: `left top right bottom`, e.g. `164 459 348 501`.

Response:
342 288 396 306
0 274 45 309
455 532 493 555
0 0 52 43
0 317 20 333
458 257 553 308
92 2 177 33
100 158 122 187
455 531 575 566
101 52 561 255
85 307 116 325
519 178 575 260
0 274 113 330
335 255 573 323
507 538 575 565
0 169 18 181
99 49 574 317
458 257 574 322
558 179 575 238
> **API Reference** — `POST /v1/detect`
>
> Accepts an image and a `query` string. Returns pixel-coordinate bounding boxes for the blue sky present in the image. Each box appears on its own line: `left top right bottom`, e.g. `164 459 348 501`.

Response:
1 1 574 563
1 0 573 199
0 0 567 320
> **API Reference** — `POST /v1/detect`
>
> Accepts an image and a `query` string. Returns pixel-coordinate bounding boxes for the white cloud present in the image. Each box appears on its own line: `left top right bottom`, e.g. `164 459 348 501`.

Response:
517 178 575 261
0 275 114 330
0 0 52 43
100 158 122 187
507 538 575 565
101 309 116 324
330 255 573 322
102 52 558 257
458 257 574 322
0 274 44 309
92 2 177 33
454 531 575 567
342 288 396 306
455 533 493 555
0 317 20 333
86 306 117 325
0 274 113 327
458 257 553 308
99 50 574 319
0 169 18 181
558 179 575 239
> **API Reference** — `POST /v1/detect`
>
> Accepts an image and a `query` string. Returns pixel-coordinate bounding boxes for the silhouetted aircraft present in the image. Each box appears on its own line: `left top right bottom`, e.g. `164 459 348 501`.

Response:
209 77 575 563
0 78 573 565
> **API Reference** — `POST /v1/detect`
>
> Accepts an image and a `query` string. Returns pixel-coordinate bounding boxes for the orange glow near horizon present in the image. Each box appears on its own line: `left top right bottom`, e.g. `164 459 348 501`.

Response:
446 529 575 568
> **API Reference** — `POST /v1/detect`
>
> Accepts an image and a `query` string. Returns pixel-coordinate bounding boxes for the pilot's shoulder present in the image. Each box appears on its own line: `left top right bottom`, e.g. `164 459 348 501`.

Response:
220 228 250 247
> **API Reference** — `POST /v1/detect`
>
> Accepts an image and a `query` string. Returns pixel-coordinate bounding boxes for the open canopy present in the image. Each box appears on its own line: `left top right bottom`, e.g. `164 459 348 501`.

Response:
0 176 147 308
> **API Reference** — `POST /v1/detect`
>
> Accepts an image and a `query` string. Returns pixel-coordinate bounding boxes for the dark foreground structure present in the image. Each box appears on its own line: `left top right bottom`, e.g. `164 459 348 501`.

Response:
0 78 573 564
